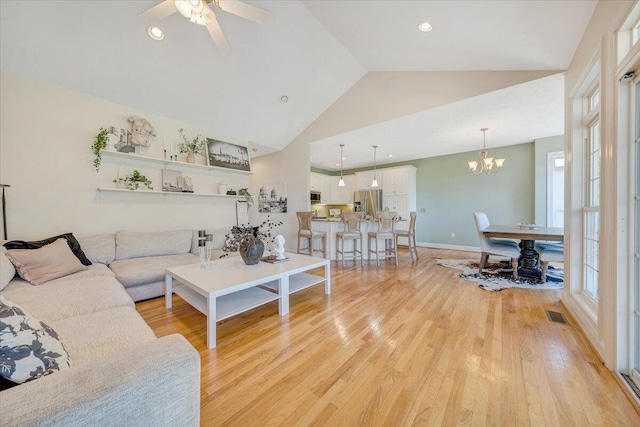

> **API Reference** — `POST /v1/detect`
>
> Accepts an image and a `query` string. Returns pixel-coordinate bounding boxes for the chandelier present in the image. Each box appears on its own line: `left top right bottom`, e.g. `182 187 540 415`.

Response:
467 128 505 175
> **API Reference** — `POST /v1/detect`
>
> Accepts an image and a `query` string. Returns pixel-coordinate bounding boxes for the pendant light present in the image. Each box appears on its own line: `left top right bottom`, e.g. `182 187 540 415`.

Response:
371 145 379 187
338 144 345 187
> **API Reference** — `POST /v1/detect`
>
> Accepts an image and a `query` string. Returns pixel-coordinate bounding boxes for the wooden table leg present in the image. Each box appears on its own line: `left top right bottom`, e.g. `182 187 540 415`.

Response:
518 239 541 279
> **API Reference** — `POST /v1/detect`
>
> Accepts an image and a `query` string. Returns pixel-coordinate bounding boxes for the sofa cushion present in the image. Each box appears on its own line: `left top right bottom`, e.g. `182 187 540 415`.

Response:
5 239 87 285
4 233 92 266
0 296 71 384
0 250 15 291
115 230 193 260
2 275 133 323
1 263 114 292
109 253 199 288
51 306 156 367
76 233 115 265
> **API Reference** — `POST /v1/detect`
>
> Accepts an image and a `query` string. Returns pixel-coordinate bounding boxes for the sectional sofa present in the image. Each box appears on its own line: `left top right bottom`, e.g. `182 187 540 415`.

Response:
0 228 231 426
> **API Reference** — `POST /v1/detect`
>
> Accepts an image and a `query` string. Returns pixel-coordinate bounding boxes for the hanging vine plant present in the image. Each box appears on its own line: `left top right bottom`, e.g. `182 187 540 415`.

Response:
91 127 109 172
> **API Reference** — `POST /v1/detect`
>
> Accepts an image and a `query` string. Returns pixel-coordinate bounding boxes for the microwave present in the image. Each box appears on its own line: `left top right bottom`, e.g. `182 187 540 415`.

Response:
310 191 321 204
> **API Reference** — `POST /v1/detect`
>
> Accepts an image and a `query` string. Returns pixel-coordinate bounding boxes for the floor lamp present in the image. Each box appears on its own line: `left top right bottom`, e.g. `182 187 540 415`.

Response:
1 184 9 240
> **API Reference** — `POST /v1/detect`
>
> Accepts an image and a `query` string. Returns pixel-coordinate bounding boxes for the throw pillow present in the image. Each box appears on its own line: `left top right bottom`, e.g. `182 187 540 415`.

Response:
0 250 16 291
4 233 92 266
5 238 87 285
0 296 71 384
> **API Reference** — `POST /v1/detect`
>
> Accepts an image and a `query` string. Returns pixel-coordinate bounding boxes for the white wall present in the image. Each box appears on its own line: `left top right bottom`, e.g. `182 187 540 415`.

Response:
0 73 248 239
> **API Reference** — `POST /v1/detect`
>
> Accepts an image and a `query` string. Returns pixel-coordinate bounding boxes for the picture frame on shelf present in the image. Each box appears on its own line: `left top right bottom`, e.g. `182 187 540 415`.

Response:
206 138 251 172
162 170 182 192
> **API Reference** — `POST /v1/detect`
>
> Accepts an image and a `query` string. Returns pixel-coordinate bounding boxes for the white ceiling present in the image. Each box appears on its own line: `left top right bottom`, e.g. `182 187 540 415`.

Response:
0 1 596 167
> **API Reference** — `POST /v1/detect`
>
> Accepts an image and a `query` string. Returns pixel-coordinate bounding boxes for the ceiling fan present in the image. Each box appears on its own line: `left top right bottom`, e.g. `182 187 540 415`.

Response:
137 0 273 54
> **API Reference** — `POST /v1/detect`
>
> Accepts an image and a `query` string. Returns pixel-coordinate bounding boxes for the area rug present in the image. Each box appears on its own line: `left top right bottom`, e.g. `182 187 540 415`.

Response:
436 259 564 292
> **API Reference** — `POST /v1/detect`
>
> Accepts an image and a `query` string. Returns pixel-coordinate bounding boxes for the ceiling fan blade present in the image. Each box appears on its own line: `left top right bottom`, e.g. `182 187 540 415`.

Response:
137 0 177 25
203 7 230 54
217 0 273 25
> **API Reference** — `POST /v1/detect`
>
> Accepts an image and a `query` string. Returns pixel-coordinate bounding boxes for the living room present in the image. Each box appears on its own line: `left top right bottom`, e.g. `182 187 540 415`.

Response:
2 1 640 425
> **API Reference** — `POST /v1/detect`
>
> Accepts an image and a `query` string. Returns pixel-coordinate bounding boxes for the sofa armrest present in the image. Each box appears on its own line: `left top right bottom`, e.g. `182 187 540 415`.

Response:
0 334 200 427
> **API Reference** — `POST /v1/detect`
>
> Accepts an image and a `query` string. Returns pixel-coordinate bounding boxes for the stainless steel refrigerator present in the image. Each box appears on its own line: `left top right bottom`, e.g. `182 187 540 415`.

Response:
353 190 383 219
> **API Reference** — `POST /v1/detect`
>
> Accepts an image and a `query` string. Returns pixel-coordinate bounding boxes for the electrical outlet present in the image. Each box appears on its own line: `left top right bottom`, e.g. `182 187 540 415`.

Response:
451 233 455 238
420 208 426 213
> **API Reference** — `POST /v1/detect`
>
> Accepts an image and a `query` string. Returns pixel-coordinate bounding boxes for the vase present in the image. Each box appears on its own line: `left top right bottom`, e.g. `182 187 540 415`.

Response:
218 183 228 195
239 238 264 265
186 152 196 163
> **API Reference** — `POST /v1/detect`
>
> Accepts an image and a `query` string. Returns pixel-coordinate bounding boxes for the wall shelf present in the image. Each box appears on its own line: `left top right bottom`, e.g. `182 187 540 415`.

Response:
100 150 252 175
97 187 245 199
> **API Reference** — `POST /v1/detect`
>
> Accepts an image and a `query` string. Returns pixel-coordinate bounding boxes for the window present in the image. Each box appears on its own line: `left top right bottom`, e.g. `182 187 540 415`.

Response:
632 78 640 389
583 84 601 302
633 17 640 45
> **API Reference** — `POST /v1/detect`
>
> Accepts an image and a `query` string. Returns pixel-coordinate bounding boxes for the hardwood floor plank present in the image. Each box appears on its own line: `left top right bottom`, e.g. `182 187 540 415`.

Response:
136 248 640 426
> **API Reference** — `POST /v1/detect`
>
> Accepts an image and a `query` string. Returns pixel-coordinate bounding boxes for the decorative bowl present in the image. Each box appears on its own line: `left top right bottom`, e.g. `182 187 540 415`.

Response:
518 223 540 230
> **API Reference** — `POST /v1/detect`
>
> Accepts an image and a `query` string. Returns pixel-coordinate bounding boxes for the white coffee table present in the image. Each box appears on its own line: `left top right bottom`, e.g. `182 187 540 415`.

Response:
165 253 330 348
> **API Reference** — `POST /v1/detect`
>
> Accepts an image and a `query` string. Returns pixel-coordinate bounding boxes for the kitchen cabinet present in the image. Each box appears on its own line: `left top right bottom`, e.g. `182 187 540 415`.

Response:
382 168 409 194
355 170 382 190
310 172 322 191
383 195 409 221
341 174 355 203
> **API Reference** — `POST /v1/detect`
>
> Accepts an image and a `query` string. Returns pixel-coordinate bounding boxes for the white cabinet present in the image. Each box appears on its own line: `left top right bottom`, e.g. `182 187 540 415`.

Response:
382 168 409 194
383 195 409 220
355 170 382 190
341 174 355 203
310 172 322 191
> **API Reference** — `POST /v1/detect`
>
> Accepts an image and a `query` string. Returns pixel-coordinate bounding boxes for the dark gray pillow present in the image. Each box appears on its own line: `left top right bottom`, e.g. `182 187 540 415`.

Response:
4 233 92 266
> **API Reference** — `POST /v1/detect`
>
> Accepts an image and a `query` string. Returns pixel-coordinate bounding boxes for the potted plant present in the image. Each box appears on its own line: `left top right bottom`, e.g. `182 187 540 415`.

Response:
222 216 283 264
177 128 206 164
112 169 153 191
238 188 253 207
91 127 109 172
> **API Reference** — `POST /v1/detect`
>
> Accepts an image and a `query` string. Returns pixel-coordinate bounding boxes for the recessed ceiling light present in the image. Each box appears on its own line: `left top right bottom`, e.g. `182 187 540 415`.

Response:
418 21 433 32
147 26 164 41
342 157 346 160
335 163 340 167
388 154 393 158
280 95 289 103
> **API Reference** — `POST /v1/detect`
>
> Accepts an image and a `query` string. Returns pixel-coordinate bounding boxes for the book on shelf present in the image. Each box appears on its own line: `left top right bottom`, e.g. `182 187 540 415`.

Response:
261 255 289 264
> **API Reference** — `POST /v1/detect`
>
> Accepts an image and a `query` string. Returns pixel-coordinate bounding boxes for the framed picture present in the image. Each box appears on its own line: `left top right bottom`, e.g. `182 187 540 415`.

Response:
258 182 287 214
162 170 182 192
206 138 251 172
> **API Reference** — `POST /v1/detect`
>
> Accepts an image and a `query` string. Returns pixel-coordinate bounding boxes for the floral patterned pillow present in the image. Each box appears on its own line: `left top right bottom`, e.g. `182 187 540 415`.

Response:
0 296 70 384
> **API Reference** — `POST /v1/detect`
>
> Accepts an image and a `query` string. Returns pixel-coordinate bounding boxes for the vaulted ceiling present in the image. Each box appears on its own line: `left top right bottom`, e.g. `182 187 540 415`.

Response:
0 1 597 169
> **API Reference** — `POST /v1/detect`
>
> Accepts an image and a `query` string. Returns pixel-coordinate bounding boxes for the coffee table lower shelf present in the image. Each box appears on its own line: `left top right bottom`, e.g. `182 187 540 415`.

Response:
261 272 325 294
173 283 280 322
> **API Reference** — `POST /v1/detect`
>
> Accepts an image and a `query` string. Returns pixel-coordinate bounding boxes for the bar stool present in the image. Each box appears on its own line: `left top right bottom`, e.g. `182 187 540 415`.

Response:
395 211 418 262
368 211 398 266
336 212 364 266
296 211 326 257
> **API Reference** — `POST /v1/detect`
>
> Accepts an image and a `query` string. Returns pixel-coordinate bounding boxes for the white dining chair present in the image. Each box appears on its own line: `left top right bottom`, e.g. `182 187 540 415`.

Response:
473 212 521 278
296 211 326 258
336 212 364 266
535 242 564 282
368 211 398 266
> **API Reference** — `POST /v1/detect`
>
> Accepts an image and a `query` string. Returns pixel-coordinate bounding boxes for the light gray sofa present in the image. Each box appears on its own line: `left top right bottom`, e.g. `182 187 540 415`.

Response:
75 228 231 302
0 229 213 426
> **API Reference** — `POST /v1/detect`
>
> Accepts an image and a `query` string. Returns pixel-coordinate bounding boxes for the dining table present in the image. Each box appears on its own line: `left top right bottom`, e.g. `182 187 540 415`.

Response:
482 225 564 279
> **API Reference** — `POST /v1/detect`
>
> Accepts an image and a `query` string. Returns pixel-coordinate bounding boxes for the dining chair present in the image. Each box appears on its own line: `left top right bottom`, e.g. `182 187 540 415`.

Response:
535 242 564 282
395 211 418 262
296 211 326 258
473 212 520 278
368 211 398 266
336 212 364 266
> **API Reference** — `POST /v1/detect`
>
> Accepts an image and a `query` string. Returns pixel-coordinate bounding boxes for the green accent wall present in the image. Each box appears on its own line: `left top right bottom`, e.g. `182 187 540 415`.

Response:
414 143 535 247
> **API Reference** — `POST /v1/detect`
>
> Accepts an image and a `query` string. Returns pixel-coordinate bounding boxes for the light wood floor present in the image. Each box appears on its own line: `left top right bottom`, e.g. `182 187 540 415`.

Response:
137 248 640 426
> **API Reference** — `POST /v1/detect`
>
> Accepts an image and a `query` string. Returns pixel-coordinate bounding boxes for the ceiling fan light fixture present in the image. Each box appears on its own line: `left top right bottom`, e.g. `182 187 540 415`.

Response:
175 0 193 18
147 26 164 41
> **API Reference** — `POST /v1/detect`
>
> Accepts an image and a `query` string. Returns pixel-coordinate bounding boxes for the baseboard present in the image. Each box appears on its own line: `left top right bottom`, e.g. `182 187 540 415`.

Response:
416 242 480 252
559 297 606 363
